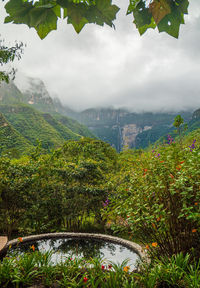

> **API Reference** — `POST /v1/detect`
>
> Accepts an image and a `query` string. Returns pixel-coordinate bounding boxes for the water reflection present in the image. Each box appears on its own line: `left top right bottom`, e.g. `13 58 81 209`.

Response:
7 238 140 269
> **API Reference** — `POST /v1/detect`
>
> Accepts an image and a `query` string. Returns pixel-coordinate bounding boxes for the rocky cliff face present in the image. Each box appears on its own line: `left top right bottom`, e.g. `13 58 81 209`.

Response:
122 124 152 148
18 77 61 112
192 108 200 119
73 108 192 151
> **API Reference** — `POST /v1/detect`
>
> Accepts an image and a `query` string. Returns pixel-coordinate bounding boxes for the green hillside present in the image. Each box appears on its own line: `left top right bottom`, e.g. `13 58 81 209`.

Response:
0 112 33 156
187 108 200 132
0 81 27 104
53 113 95 139
0 81 95 145
0 104 80 150
42 113 80 141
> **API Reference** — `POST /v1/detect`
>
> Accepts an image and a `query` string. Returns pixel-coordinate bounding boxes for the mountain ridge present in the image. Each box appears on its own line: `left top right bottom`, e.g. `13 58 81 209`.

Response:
1 76 199 153
0 81 96 156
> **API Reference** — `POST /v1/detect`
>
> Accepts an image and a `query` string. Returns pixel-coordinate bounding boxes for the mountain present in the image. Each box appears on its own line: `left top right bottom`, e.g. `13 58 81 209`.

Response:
187 108 200 132
72 108 193 151
0 104 82 150
15 76 75 116
0 112 33 156
53 113 94 139
0 81 96 156
1 77 198 153
0 81 27 104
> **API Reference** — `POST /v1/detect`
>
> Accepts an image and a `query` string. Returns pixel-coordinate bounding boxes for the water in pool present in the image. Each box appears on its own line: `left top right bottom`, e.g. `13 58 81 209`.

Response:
7 238 140 270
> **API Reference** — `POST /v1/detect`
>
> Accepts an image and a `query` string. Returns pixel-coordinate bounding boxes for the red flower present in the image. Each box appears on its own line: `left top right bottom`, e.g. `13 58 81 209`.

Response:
18 237 23 242
101 265 105 270
83 276 88 283
108 264 112 269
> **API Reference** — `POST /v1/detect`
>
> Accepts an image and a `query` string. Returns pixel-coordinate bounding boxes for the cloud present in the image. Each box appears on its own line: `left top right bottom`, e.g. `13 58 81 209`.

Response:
0 0 200 112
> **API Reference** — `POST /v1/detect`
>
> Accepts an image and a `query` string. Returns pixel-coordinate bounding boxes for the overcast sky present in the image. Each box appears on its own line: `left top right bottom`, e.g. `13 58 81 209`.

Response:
1 0 200 112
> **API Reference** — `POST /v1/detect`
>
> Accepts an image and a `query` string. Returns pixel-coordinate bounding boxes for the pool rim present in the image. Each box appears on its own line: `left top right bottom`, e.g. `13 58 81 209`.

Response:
2 232 149 263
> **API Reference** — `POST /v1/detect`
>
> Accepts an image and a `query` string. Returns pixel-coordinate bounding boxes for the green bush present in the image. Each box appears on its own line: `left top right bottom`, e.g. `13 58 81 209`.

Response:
103 140 200 258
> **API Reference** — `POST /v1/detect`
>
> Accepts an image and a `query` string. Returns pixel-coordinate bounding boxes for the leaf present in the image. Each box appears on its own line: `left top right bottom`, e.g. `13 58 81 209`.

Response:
30 8 58 39
4 0 34 26
57 0 71 9
87 0 120 27
138 17 156 36
157 5 183 38
127 0 142 15
52 5 62 18
5 0 58 39
67 3 89 33
175 0 189 14
149 0 171 24
133 1 152 29
57 1 88 33
60 0 119 32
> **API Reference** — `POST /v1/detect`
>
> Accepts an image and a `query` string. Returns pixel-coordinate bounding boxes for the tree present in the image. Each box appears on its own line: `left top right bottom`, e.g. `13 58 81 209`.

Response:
0 38 24 83
3 0 189 39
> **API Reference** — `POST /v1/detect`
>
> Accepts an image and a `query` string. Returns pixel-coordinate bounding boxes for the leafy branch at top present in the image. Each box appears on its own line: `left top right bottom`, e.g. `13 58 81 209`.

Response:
3 0 190 39
0 39 24 83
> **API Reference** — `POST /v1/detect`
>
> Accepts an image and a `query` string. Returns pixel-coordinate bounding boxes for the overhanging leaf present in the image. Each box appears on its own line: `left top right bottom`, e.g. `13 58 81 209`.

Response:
138 17 156 35
149 0 171 24
88 0 120 28
30 8 58 39
127 0 142 15
133 1 152 28
66 3 89 33
157 5 183 38
175 0 189 14
4 0 34 26
96 0 119 27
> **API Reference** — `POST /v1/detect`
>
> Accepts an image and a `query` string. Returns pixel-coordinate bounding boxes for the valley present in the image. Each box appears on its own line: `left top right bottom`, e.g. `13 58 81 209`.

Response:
0 77 199 155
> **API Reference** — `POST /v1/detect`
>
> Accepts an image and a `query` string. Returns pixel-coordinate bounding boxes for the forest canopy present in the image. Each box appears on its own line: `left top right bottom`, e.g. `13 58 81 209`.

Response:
3 0 190 39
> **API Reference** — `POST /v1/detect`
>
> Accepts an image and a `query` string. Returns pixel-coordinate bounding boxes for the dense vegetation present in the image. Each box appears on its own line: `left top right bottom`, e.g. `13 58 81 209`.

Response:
0 81 96 156
0 104 96 156
0 122 199 287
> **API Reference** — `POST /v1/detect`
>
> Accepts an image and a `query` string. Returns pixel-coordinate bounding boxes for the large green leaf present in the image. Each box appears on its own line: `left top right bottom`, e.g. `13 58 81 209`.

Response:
4 0 34 26
94 0 119 27
175 0 189 14
5 0 58 39
66 3 89 33
138 17 156 36
157 4 183 38
30 8 58 39
133 1 152 29
127 0 142 15
58 0 119 31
